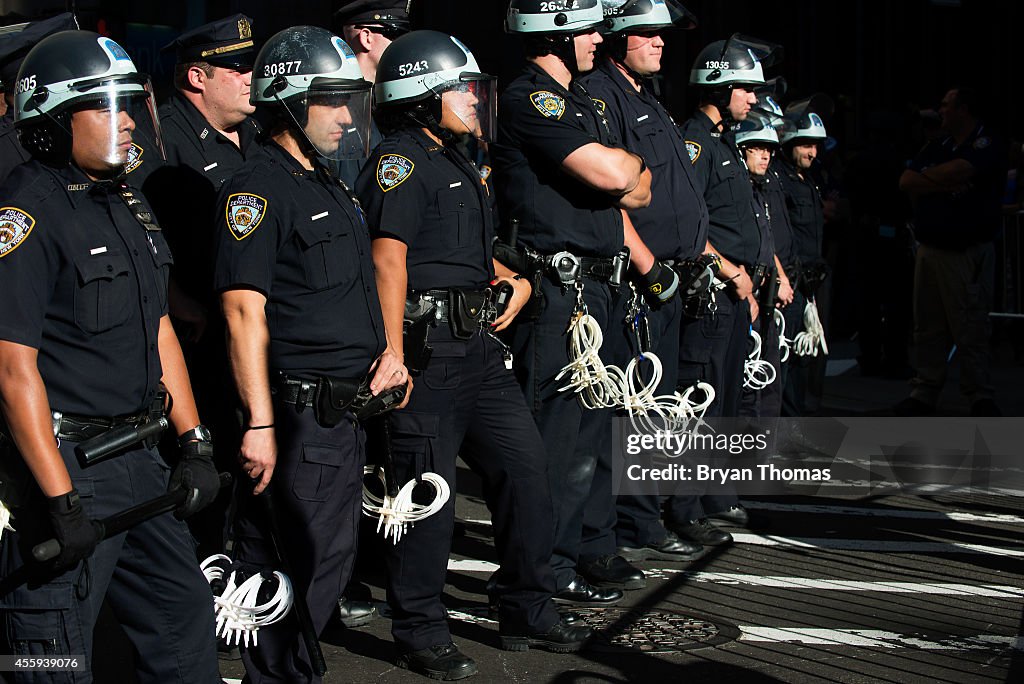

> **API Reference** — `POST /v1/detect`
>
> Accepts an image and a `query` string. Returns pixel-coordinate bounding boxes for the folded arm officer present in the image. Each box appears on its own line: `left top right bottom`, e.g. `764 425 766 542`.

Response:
213 27 405 684
0 31 219 682
492 0 650 607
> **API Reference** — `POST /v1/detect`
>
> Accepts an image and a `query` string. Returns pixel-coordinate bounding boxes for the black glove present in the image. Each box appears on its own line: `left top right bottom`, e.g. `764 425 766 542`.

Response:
638 261 679 308
168 436 220 519
47 489 103 571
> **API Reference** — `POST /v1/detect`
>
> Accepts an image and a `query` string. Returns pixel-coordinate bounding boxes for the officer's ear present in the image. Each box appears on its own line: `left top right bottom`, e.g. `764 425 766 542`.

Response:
186 63 215 93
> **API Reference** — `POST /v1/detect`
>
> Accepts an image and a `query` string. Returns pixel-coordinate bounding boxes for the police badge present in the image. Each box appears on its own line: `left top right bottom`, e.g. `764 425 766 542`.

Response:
0 207 36 259
377 155 415 192
592 98 607 116
685 141 702 164
226 193 268 240
530 91 566 120
124 143 144 175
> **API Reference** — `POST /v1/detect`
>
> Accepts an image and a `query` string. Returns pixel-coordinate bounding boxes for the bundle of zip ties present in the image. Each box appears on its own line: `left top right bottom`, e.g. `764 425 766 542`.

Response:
744 327 777 390
362 467 450 544
793 296 829 357
774 308 792 363
201 554 293 648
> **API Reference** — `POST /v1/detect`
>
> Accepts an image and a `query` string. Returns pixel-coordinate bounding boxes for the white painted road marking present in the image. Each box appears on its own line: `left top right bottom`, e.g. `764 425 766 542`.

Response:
742 501 1024 524
731 533 1024 557
739 627 1024 651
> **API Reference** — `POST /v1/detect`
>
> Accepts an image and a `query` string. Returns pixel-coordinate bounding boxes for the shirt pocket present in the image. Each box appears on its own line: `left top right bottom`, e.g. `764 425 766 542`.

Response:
73 251 133 333
636 120 668 167
293 216 355 291
436 187 470 248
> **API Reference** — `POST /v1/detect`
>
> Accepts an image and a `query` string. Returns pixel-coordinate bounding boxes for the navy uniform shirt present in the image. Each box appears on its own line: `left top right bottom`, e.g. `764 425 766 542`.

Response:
213 141 385 379
749 175 776 267
0 113 30 187
335 118 383 190
492 63 624 258
907 123 1004 249
680 111 761 267
776 157 825 264
763 164 795 268
357 128 494 291
581 59 708 262
144 93 260 303
0 161 171 416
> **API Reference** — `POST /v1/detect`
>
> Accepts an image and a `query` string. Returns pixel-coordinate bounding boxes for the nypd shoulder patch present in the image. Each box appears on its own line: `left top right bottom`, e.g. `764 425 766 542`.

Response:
124 143 144 175
377 154 415 193
0 207 36 259
225 193 268 241
685 141 702 164
530 90 566 120
592 98 607 116
974 136 991 150
479 164 492 182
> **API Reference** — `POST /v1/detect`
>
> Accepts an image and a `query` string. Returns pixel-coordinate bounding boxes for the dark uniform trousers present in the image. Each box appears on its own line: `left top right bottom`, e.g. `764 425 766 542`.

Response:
387 324 557 652
510 277 620 589
233 401 365 684
584 294 683 551
780 287 808 417
665 290 748 524
0 442 219 684
749 305 784 420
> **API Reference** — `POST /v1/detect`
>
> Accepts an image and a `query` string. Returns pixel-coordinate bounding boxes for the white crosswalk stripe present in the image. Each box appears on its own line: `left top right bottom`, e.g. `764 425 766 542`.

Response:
739 627 1024 651
742 501 1024 524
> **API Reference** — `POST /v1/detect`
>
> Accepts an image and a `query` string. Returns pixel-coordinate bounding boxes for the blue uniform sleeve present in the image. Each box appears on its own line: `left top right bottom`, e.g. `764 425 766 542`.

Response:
499 84 600 164
212 172 280 297
0 203 55 349
680 126 712 195
356 148 427 246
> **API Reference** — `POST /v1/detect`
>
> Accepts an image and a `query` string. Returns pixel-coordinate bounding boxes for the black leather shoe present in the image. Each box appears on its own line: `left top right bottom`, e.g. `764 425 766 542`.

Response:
396 642 477 681
337 596 377 628
670 518 733 546
553 575 623 606
579 554 645 590
708 505 749 527
501 614 594 653
618 531 704 562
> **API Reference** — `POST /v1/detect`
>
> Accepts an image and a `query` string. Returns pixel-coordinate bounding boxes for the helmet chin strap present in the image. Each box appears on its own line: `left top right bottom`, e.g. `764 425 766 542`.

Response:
550 34 582 80
404 98 456 146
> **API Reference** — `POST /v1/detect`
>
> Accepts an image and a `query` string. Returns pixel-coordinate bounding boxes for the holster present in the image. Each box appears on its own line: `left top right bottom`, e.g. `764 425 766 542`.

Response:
313 375 361 428
674 253 720 319
350 380 407 422
449 289 489 340
403 298 435 373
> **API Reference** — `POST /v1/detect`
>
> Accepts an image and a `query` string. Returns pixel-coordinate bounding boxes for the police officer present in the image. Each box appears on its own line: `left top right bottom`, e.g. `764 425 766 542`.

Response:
0 13 79 185
776 96 830 417
736 112 795 419
494 0 653 605
142 15 264 561
332 0 413 187
0 31 221 682
673 35 782 541
358 30 592 679
214 26 406 684
578 0 708 567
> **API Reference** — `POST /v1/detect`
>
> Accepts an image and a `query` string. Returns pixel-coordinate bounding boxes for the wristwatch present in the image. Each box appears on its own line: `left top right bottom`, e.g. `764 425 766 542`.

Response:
178 424 212 446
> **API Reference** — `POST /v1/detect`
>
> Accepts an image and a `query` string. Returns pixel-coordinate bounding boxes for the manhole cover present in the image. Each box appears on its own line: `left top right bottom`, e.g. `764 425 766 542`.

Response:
566 607 739 653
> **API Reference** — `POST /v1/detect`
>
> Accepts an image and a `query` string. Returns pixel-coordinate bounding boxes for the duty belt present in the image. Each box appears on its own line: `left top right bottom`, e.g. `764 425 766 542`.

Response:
273 374 319 409
51 409 152 442
415 288 489 324
540 250 629 287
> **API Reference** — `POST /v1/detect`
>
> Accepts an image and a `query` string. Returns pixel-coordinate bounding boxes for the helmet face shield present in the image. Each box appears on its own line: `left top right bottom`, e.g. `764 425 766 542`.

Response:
68 78 163 174
602 0 697 33
690 33 782 87
286 82 373 161
439 75 496 142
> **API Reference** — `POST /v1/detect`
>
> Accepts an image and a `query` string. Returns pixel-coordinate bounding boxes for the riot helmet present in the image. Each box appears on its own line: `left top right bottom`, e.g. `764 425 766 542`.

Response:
689 34 781 88
752 76 786 120
375 30 496 142
14 30 162 173
506 0 605 76
252 26 372 160
735 112 780 149
601 0 696 34
781 93 832 145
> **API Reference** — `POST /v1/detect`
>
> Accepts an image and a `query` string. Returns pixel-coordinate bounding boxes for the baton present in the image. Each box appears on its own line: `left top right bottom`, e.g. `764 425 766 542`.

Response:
259 489 328 676
75 416 169 466
32 472 233 562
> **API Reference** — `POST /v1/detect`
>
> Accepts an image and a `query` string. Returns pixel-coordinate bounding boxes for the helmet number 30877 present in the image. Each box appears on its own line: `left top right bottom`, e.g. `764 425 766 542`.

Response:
15 75 36 95
263 61 303 77
397 61 429 77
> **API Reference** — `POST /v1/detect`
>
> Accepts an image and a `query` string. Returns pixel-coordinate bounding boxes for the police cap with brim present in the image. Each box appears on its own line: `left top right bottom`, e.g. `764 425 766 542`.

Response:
0 13 78 91
163 14 256 69
334 0 411 33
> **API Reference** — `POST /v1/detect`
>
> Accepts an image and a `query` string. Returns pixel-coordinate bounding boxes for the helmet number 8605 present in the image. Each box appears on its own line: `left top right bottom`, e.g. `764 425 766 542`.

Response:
264 61 302 77
15 75 36 95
